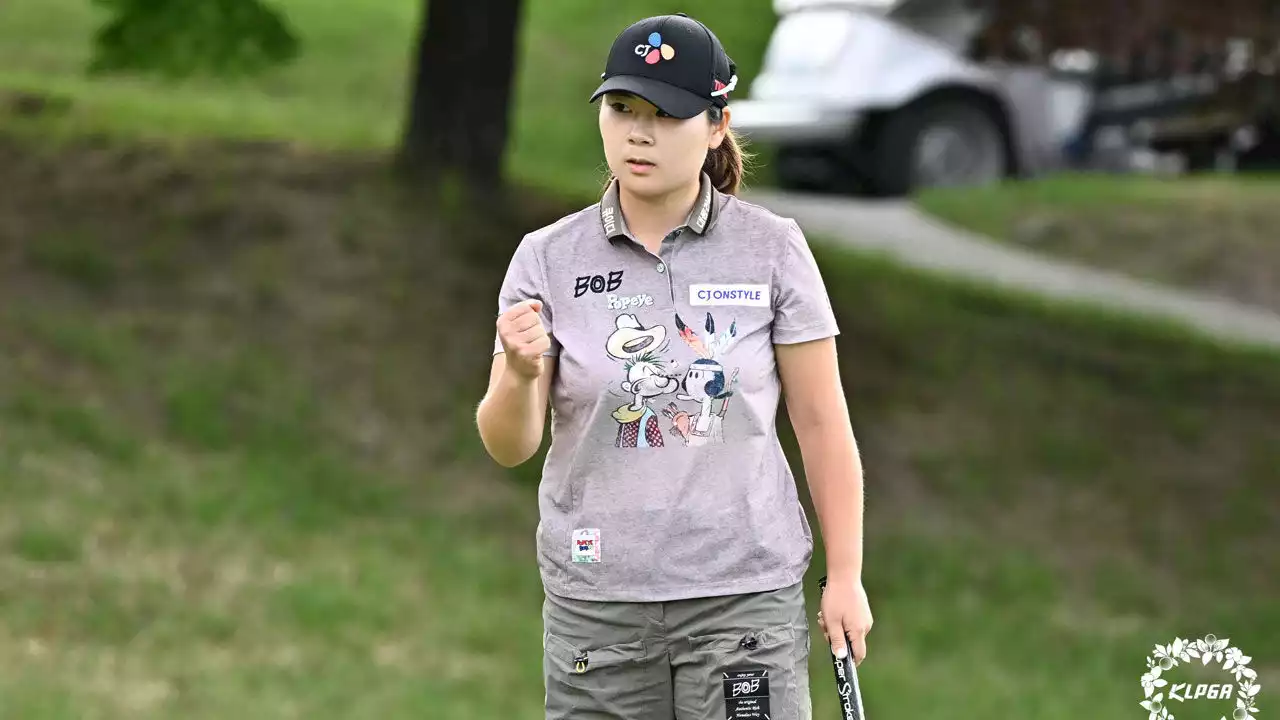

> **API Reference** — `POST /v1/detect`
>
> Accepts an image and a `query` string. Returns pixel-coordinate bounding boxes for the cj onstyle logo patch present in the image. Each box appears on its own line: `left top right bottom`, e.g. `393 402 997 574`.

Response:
690 284 770 308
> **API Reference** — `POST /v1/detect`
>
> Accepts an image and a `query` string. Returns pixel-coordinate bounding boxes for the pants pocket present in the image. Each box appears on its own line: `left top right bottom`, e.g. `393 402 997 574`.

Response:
543 631 666 719
678 623 811 720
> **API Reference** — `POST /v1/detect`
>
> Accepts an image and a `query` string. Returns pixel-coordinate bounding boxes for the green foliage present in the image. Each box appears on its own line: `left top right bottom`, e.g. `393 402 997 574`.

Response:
0 0 778 199
0 138 1276 716
88 0 300 79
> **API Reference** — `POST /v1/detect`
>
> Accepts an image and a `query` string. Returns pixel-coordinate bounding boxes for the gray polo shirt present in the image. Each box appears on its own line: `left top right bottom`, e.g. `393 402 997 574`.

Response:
493 172 840 602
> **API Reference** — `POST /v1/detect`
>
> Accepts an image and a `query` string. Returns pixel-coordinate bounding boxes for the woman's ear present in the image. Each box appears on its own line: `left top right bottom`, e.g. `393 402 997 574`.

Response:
708 107 731 149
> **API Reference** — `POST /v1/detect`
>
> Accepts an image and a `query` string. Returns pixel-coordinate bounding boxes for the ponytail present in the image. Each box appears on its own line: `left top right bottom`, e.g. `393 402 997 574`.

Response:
704 105 751 195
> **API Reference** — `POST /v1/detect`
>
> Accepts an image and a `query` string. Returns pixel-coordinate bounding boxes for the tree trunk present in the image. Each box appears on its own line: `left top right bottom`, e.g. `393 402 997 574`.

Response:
397 0 525 190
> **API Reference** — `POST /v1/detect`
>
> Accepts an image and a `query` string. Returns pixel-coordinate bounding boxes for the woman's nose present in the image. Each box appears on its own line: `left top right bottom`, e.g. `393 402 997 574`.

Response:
627 118 655 144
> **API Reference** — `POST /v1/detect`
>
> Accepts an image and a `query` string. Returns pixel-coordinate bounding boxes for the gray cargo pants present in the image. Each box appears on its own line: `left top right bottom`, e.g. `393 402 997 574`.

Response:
541 581 812 719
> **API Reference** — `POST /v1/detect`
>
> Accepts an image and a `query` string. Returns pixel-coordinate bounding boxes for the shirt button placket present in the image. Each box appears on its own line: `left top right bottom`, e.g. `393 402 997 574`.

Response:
658 230 679 303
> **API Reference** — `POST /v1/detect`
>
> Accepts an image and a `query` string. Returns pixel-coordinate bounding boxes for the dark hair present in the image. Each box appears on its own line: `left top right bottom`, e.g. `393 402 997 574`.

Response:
704 105 751 196
600 100 754 196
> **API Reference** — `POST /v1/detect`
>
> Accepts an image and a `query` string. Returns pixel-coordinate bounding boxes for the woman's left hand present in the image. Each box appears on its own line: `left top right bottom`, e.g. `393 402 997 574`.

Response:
816 574 873 666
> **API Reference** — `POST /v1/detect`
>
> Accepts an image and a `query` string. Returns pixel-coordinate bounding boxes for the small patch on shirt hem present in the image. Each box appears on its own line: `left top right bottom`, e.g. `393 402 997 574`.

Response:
571 528 602 563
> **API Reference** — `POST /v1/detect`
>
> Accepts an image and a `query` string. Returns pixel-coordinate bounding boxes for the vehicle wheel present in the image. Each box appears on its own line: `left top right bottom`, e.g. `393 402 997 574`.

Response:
865 97 1008 196
775 145 844 192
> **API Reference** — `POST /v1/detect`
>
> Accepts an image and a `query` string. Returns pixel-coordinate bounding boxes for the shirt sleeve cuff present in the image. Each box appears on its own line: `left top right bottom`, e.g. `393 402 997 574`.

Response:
772 321 841 345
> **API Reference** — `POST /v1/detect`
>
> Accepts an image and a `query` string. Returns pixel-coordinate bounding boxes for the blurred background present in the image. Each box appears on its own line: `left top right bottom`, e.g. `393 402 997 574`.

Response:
0 0 1277 718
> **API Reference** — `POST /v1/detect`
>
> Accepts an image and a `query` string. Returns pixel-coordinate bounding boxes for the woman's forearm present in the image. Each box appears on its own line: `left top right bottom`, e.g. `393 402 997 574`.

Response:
797 420 865 579
477 363 547 467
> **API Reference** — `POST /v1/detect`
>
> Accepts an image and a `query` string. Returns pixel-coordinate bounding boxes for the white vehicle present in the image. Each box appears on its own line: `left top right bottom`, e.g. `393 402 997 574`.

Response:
730 0 1280 195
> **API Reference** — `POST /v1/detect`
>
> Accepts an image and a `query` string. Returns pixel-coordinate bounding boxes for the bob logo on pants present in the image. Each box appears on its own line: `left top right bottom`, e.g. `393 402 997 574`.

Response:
722 667 770 719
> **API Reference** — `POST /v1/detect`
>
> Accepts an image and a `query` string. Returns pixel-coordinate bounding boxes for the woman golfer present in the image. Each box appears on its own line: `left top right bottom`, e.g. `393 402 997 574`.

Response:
477 12 871 718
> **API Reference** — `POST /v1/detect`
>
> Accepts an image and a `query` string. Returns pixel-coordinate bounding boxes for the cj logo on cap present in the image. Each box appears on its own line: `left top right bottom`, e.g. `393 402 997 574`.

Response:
634 32 676 65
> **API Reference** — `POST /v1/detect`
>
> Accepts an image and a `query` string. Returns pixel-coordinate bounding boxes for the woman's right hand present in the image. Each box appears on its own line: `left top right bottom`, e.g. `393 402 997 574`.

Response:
497 299 551 380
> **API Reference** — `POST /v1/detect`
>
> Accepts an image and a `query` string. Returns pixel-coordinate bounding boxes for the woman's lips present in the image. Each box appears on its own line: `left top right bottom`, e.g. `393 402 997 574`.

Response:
626 159 656 174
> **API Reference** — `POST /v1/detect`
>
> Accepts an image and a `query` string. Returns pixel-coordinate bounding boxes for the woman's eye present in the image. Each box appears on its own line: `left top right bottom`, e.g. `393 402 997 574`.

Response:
610 103 630 113
656 110 673 118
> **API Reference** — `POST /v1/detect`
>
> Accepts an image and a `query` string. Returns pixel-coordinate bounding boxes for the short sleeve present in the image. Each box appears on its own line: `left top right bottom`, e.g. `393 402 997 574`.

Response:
772 220 840 345
493 236 560 357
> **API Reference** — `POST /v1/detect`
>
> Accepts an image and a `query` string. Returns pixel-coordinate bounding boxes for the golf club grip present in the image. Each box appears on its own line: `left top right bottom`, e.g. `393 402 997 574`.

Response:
818 577 866 720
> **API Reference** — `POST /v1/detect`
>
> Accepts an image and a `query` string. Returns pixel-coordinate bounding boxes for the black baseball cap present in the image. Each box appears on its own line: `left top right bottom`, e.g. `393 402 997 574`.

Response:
589 13 738 120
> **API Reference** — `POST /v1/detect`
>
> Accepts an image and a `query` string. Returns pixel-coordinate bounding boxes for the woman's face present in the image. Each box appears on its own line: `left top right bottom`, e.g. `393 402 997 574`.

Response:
598 92 729 199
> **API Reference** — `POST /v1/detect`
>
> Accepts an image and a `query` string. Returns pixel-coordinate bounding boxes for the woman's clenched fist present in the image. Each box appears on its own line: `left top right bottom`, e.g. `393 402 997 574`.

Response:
497 299 551 379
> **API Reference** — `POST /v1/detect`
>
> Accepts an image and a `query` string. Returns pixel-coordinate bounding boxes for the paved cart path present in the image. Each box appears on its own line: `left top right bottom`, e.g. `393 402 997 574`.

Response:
745 189 1280 351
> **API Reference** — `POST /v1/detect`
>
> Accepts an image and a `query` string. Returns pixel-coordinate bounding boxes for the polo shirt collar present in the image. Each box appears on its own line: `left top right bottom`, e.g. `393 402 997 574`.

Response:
600 171 720 242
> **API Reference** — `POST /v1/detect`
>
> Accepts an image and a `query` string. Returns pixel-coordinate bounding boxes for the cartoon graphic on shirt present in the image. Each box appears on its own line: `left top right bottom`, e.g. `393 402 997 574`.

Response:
605 313 681 448
662 311 739 446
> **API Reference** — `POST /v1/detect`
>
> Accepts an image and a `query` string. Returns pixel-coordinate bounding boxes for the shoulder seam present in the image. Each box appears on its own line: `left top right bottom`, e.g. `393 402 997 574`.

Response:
729 194 790 220
774 218 801 312
722 195 798 234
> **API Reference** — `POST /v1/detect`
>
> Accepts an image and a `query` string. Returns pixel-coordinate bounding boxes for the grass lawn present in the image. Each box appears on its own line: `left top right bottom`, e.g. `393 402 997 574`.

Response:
1 1 1278 717
0 136 1277 718
917 173 1280 315
0 0 778 201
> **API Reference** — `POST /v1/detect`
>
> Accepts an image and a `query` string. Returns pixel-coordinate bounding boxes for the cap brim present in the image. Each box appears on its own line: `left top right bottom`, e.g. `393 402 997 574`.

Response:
590 76 710 120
